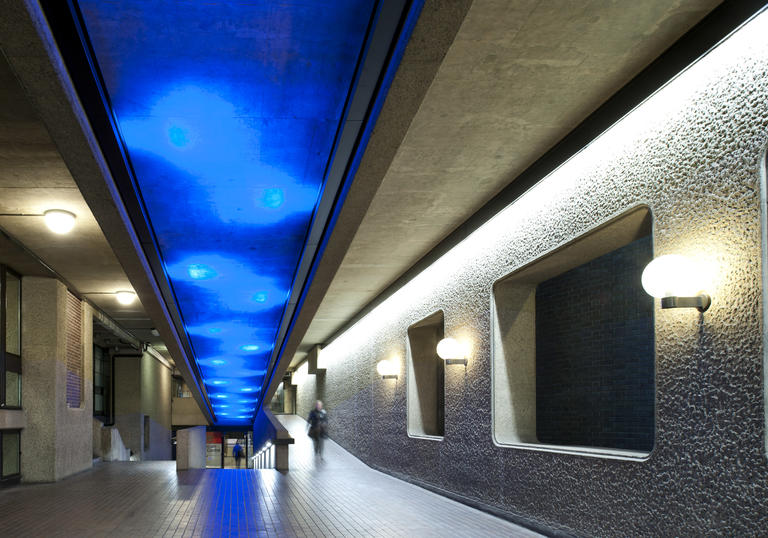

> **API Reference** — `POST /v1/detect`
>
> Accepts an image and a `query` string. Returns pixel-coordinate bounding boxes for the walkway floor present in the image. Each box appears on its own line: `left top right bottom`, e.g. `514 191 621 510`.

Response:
0 415 541 537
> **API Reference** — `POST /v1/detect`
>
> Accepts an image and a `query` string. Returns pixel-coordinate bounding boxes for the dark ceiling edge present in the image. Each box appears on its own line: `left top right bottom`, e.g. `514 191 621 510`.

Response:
0 0 214 423
262 0 475 398
323 0 768 348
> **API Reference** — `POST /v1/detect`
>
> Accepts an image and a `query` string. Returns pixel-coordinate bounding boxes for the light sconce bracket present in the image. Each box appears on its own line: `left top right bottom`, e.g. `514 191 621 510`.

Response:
661 294 711 312
381 374 398 380
444 358 467 366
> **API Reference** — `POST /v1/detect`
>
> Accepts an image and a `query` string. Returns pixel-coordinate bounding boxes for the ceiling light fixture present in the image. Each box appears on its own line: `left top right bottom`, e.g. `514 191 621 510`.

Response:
44 209 77 234
0 209 77 234
115 291 137 305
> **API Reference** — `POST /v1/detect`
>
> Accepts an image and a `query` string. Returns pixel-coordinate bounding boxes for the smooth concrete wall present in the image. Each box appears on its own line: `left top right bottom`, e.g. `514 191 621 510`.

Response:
114 352 172 460
114 355 141 458
294 13 768 536
176 426 206 470
141 353 172 460
172 397 208 426
21 278 92 482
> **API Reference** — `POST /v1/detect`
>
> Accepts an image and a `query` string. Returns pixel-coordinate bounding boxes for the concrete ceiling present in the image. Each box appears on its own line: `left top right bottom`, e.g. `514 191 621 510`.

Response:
0 54 168 356
292 0 722 366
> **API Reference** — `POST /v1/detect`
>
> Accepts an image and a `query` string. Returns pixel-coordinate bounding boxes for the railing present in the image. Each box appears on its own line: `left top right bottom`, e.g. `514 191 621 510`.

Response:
251 408 294 470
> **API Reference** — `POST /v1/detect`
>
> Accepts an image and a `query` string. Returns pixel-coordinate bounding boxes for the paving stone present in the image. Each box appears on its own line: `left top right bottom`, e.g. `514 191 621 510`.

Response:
0 415 540 537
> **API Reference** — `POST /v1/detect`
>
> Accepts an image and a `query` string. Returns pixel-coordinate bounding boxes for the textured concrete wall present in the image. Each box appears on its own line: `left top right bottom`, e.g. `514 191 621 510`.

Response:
294 13 768 536
21 278 92 482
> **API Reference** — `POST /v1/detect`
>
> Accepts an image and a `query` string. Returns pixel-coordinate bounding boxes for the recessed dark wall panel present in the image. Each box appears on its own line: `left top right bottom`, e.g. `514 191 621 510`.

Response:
535 235 654 451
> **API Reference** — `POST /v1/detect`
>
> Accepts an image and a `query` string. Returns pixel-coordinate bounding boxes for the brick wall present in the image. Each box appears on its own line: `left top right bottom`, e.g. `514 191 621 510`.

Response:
535 235 654 452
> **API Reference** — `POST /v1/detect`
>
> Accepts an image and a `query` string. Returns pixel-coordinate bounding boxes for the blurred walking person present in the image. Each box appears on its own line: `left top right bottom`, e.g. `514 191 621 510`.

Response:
307 400 328 461
233 441 243 468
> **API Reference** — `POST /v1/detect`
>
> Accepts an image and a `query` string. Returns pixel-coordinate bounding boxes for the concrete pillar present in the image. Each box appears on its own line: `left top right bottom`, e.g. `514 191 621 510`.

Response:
114 352 172 460
176 426 206 470
275 444 289 471
21 277 92 482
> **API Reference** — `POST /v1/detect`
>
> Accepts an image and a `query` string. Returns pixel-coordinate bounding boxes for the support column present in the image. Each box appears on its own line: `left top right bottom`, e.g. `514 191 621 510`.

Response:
176 426 206 470
21 277 92 482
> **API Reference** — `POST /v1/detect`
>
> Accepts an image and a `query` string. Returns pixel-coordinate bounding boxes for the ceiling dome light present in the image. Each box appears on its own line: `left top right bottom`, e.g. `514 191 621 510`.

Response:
115 291 137 305
44 209 76 234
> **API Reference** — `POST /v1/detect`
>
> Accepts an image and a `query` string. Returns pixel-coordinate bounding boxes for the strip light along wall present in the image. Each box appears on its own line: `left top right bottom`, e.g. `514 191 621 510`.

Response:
319 8 768 371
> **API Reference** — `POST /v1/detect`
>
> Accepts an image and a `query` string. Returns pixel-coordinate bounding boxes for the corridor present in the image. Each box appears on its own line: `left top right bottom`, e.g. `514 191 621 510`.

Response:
0 416 539 537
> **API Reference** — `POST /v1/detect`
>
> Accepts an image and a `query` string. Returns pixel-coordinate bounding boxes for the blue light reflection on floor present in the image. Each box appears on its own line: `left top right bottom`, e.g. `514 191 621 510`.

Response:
77 1 377 424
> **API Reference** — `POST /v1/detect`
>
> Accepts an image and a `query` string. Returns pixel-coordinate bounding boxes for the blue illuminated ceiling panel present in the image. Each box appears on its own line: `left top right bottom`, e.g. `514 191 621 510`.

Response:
76 0 379 424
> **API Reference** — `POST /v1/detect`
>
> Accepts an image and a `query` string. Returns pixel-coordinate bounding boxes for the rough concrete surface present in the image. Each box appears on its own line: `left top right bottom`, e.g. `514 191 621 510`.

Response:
295 11 768 536
21 277 92 482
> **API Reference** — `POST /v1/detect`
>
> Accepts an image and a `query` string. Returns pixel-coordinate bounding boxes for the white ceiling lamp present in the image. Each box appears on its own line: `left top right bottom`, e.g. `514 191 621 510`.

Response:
43 209 76 234
115 291 137 305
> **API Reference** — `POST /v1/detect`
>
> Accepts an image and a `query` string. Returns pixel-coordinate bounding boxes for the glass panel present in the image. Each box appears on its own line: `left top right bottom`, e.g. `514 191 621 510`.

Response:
224 433 247 469
206 431 222 468
94 394 103 414
5 371 20 408
2 431 20 477
5 272 20 356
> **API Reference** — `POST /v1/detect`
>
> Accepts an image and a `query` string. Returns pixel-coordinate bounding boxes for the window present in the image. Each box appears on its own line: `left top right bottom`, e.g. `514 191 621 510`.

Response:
492 206 655 458
406 311 445 439
0 430 21 483
144 415 150 451
65 292 83 408
173 377 192 398
93 344 113 424
1 266 21 409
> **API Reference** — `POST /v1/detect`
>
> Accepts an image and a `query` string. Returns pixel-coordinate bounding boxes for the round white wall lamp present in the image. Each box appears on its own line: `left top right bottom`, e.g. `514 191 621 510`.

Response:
436 337 469 366
44 209 77 234
641 255 711 312
376 359 398 379
115 291 137 305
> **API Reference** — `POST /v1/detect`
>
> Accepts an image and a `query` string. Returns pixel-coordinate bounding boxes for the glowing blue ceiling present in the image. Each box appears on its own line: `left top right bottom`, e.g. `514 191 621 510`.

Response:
76 0 380 424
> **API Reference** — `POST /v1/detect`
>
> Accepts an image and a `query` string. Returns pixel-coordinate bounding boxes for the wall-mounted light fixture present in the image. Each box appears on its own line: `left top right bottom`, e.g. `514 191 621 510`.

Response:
436 337 469 366
377 358 398 379
641 255 711 312
0 209 77 234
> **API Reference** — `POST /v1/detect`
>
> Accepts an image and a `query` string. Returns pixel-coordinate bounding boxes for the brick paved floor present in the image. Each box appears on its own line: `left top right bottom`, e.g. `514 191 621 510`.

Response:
0 415 541 537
